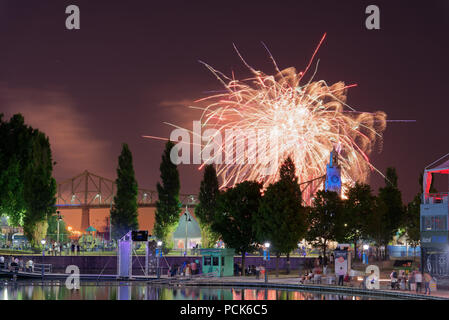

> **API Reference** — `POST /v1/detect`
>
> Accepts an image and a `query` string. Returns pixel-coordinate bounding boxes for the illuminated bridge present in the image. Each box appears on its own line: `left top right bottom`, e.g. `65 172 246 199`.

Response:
56 170 197 233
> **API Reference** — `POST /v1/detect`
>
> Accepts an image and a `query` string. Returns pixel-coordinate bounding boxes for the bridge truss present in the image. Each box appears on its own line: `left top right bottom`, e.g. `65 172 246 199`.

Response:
56 170 197 209
56 170 197 231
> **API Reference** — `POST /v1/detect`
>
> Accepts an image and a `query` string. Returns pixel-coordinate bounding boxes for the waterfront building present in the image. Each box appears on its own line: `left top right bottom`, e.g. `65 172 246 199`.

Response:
421 154 449 276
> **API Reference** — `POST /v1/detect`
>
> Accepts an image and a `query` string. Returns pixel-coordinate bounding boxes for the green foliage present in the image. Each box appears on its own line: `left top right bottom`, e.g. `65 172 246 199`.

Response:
342 182 374 243
253 157 307 276
195 164 220 248
31 220 49 247
154 141 181 245
376 167 405 245
306 190 344 257
0 114 32 226
405 191 422 247
46 213 69 243
212 181 262 273
366 197 390 247
110 143 139 239
22 130 57 246
0 114 57 246
0 156 26 226
255 157 307 259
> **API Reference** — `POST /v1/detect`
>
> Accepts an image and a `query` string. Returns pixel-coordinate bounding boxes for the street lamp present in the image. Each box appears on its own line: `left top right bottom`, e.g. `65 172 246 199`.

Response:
184 207 191 256
363 244 369 264
56 211 62 245
156 241 163 279
41 239 46 277
264 242 270 284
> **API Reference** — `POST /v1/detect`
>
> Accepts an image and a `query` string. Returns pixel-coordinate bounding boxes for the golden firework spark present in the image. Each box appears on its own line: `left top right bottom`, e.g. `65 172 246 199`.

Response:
157 34 387 202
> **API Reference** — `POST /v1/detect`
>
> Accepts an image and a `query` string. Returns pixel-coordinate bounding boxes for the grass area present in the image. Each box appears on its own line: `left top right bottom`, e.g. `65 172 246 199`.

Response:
0 249 34 255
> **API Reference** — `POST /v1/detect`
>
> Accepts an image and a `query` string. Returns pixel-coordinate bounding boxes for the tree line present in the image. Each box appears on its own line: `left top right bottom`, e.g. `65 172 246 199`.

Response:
0 114 140 246
153 141 422 276
0 117 422 264
0 114 56 247
197 161 422 276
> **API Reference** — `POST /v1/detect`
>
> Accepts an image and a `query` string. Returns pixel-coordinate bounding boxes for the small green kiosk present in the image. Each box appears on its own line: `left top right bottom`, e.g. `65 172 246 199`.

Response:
200 248 235 277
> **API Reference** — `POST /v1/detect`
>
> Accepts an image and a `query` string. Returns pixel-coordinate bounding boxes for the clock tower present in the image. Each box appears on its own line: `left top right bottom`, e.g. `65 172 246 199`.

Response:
325 148 342 197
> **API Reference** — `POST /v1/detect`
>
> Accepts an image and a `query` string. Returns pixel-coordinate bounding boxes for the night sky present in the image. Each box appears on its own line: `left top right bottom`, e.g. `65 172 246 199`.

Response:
0 0 448 202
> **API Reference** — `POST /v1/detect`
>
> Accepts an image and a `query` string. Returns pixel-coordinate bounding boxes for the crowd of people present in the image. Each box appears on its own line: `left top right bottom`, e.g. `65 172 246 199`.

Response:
0 255 34 272
232 263 266 278
1 239 118 255
390 269 434 295
298 253 345 285
168 260 201 277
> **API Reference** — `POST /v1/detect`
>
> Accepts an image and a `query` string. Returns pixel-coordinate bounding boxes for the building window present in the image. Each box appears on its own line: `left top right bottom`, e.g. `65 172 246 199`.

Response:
204 256 211 266
422 215 447 231
213 257 219 266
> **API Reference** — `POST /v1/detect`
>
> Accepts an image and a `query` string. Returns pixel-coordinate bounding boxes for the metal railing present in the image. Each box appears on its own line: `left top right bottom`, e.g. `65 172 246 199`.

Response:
33 263 52 274
424 192 449 204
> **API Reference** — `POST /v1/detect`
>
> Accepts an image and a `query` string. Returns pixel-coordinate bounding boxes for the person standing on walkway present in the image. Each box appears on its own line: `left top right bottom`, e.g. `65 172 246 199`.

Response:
337 267 345 286
191 261 197 275
409 271 415 291
423 272 432 295
323 256 328 275
390 270 398 289
25 259 34 272
415 269 423 293
400 271 407 290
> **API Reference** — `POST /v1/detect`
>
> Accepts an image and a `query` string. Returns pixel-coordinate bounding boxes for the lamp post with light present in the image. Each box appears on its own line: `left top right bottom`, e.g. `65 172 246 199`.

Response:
264 242 270 284
41 239 46 277
157 240 162 279
184 207 191 256
56 210 62 245
363 244 369 264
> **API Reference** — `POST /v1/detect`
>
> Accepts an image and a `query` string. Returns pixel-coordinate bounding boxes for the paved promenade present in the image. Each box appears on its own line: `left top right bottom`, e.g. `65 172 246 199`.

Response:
169 274 449 300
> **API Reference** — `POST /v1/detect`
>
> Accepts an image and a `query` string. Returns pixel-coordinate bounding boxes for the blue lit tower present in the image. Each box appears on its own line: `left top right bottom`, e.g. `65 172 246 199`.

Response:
325 148 342 197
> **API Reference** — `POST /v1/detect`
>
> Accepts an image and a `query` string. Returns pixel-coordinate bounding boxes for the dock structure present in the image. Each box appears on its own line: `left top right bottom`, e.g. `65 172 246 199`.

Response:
0 268 161 281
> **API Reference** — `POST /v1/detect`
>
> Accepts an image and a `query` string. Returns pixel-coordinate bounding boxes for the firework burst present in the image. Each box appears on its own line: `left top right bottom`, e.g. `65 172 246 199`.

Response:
165 34 387 202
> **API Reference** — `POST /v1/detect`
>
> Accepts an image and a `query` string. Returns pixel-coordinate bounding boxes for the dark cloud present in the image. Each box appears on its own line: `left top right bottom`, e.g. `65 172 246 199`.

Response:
0 86 112 180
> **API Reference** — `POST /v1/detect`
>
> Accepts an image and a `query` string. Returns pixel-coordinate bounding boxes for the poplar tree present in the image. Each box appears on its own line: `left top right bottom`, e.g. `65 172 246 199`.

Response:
377 167 405 258
154 141 181 247
23 130 57 246
195 164 220 248
110 143 139 239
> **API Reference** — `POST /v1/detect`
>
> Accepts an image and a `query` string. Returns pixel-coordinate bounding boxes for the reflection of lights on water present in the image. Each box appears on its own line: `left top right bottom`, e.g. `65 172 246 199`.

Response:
3 288 8 300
